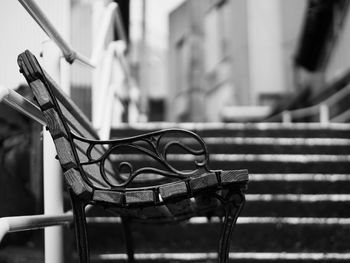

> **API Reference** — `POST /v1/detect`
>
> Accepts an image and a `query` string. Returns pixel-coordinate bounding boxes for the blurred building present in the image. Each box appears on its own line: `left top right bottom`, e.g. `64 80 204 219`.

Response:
268 0 350 122
168 0 306 122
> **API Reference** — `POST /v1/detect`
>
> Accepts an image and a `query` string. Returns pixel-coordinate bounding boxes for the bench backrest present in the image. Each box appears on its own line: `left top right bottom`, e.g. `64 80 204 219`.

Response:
17 50 120 195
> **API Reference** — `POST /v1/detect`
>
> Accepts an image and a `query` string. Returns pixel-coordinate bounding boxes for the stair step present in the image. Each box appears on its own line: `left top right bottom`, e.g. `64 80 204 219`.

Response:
206 143 350 155
248 180 350 194
86 216 350 225
243 198 350 217
90 252 350 262
111 155 350 174
111 122 350 138
86 219 350 253
111 137 350 154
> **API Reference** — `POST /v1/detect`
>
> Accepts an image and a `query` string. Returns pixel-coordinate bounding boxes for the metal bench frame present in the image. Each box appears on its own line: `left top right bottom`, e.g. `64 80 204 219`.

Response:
18 50 248 263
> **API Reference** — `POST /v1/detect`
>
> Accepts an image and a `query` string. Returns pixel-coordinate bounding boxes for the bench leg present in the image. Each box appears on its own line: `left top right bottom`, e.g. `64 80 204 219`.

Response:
217 190 245 263
70 192 90 263
121 217 135 263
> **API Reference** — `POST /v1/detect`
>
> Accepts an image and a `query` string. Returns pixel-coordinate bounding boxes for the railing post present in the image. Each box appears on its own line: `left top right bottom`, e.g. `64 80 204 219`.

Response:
41 40 65 263
320 104 329 124
282 111 292 123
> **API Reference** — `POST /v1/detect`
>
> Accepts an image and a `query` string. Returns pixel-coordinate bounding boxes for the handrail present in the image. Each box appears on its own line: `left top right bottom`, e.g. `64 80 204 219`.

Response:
91 2 127 65
266 82 350 122
94 41 132 139
0 85 46 125
18 0 128 69
18 0 94 67
0 213 73 243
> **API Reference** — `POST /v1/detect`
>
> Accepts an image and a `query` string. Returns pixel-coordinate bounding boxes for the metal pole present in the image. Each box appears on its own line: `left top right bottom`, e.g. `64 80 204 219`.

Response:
320 104 329 124
282 111 292 123
139 0 148 121
41 40 65 263
0 86 46 126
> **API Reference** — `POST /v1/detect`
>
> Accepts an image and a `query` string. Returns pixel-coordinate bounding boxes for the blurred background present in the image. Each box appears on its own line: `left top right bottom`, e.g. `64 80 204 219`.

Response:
1 0 350 124
1 0 350 262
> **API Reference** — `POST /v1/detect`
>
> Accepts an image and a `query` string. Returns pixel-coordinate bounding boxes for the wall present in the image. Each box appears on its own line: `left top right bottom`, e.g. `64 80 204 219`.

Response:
0 0 70 90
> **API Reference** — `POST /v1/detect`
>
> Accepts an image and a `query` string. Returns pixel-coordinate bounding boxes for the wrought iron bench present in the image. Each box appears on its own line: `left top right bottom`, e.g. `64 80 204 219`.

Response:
17 50 248 263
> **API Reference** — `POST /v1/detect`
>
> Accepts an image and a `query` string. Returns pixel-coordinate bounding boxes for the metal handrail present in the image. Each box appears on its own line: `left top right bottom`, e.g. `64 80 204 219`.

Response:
18 0 128 69
91 2 127 65
0 213 73 243
0 85 46 125
266 82 350 122
18 0 93 67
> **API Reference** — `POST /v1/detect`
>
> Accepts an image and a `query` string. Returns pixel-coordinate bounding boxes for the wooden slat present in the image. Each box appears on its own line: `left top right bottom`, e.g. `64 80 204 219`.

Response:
189 172 218 193
93 190 124 204
219 169 249 186
43 108 67 138
30 79 53 110
18 50 42 82
54 137 77 170
159 181 188 200
64 168 92 197
125 190 155 205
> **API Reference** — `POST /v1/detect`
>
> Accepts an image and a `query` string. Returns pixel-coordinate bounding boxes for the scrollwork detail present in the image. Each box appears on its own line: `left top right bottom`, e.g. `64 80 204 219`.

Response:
71 129 211 188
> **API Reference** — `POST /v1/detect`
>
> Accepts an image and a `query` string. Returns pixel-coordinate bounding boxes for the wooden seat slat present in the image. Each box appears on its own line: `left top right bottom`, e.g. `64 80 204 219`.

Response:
54 137 77 170
64 168 93 197
30 80 54 110
159 181 188 200
219 169 249 185
125 190 155 205
93 190 124 205
43 108 67 138
189 172 218 193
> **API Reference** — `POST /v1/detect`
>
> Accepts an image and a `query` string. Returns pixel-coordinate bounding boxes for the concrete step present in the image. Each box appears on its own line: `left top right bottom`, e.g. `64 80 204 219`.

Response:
111 154 350 174
86 218 350 253
115 137 350 155
111 122 350 138
248 174 350 194
243 195 350 217
89 252 350 262
204 138 350 154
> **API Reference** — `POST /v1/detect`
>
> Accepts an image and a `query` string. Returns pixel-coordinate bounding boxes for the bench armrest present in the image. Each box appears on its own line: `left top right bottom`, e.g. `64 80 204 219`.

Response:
72 128 211 188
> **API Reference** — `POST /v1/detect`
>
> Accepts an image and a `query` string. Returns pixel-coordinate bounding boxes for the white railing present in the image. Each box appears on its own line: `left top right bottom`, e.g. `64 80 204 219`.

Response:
1 1 138 262
266 82 350 124
18 0 93 67
0 86 45 125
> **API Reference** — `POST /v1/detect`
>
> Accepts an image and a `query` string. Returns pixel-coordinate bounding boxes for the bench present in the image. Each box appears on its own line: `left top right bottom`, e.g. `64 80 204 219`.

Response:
17 50 249 263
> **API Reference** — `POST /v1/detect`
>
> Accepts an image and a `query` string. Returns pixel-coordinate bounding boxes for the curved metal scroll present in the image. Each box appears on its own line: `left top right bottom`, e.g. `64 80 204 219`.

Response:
71 129 211 188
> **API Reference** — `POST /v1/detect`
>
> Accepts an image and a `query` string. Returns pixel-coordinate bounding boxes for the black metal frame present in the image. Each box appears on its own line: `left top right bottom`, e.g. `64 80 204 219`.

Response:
72 128 211 189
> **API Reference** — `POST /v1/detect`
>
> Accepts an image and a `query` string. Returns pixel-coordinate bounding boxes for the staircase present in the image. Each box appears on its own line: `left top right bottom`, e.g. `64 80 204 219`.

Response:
86 122 350 262
2 122 350 262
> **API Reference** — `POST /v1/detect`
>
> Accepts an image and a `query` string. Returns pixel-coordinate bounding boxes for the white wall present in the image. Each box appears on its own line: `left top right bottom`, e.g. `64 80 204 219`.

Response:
0 0 70 89
247 0 285 103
